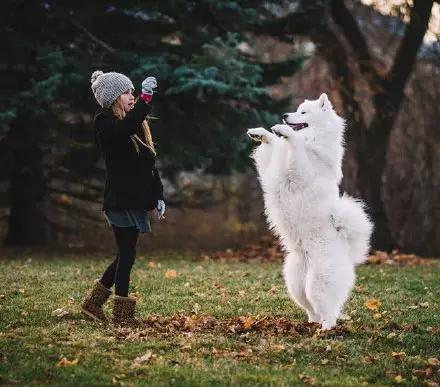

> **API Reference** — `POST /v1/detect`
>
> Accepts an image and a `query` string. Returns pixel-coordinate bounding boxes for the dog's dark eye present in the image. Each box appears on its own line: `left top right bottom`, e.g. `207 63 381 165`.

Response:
301 112 306 114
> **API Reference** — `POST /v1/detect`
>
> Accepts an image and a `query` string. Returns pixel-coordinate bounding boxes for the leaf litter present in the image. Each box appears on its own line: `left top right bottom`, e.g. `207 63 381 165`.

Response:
202 235 428 266
113 314 350 341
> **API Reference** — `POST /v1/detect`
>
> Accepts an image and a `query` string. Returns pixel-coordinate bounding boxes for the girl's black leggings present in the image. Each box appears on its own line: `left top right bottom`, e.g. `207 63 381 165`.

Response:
99 226 139 297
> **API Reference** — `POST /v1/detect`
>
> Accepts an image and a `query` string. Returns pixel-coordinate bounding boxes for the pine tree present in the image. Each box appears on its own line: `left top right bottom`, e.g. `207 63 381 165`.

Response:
0 0 304 245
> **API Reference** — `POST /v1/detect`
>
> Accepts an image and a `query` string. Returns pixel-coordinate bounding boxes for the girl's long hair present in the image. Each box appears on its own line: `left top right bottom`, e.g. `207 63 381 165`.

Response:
111 96 156 155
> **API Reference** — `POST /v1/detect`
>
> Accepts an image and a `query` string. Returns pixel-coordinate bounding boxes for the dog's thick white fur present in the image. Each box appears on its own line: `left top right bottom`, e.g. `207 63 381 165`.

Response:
247 93 373 330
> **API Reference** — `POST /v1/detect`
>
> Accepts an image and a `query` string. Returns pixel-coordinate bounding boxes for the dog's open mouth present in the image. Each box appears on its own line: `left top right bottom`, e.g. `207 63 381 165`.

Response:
282 119 308 131
287 122 308 131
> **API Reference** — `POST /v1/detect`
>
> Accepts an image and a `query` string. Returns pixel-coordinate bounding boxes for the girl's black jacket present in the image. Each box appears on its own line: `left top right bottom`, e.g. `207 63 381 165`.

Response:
94 101 164 211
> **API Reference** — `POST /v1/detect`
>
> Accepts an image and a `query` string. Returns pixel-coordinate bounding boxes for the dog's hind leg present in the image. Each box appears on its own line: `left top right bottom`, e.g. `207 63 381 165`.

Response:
305 247 355 330
283 252 320 323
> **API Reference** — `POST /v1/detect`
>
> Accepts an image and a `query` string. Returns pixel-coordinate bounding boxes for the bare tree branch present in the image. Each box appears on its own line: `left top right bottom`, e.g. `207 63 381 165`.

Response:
71 20 116 53
330 0 382 85
252 1 329 41
256 57 307 85
311 25 367 131
382 0 434 111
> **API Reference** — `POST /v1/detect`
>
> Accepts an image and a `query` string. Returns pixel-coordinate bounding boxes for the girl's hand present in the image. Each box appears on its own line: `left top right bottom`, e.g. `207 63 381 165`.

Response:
156 199 166 220
142 76 157 95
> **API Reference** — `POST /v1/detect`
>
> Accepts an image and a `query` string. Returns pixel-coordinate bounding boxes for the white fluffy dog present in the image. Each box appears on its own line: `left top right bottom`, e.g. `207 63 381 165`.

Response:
247 93 373 330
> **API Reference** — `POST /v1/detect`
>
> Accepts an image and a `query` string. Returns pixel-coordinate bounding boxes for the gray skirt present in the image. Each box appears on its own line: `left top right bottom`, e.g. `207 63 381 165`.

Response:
104 209 151 233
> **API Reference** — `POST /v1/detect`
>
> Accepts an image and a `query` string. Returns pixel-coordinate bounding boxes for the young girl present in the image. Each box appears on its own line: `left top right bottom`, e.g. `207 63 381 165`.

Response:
81 70 165 326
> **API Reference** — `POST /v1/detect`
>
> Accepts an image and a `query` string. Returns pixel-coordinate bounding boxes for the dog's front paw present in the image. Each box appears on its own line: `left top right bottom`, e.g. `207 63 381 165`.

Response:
271 124 294 139
247 127 272 143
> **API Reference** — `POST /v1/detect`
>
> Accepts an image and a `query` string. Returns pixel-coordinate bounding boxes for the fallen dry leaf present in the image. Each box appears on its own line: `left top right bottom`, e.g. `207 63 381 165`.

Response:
426 326 439 335
192 303 201 314
51 308 69 318
362 355 378 364
355 285 366 293
427 358 440 366
133 351 153 366
299 373 317 386
365 299 381 311
391 351 407 360
148 261 157 268
267 286 277 294
56 357 78 367
241 316 254 330
412 367 433 378
165 269 177 279
270 344 285 352
423 381 439 387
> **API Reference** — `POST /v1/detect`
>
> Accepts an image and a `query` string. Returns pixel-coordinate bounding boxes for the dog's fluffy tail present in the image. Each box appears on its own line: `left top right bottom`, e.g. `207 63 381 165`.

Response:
332 194 373 265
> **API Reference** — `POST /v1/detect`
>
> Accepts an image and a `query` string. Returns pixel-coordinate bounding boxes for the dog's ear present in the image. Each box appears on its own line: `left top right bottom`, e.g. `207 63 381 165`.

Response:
318 93 332 111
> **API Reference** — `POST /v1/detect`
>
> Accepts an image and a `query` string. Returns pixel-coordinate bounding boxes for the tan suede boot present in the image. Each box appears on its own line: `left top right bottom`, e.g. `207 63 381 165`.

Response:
81 280 112 323
112 295 141 327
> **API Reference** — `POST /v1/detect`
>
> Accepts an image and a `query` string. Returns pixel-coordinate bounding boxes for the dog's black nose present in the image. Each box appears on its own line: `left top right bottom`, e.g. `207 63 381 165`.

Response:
282 113 289 120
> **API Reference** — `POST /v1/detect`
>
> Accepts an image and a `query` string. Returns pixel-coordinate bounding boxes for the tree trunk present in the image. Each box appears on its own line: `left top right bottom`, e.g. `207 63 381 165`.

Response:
356 118 394 250
4 119 47 246
328 0 434 251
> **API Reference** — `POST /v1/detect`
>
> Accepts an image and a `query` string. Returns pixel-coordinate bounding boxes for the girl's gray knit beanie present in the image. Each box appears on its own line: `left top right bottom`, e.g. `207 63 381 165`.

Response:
91 70 134 108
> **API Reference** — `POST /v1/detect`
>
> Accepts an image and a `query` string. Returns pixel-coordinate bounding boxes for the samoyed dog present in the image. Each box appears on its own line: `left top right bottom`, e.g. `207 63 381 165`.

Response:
247 93 373 330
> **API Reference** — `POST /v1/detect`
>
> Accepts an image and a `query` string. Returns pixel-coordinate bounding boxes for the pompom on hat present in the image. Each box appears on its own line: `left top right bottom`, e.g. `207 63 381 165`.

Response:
91 70 134 108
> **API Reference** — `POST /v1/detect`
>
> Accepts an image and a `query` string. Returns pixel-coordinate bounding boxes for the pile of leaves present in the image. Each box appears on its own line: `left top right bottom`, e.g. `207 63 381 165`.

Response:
366 250 426 266
202 235 427 266
201 234 284 262
113 314 349 340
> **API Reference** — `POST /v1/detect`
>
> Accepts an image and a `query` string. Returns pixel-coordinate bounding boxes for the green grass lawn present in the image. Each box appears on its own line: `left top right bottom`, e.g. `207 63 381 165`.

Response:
0 252 438 386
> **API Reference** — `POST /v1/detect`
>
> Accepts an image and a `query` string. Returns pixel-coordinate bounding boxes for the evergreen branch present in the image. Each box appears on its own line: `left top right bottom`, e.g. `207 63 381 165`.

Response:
71 20 116 53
